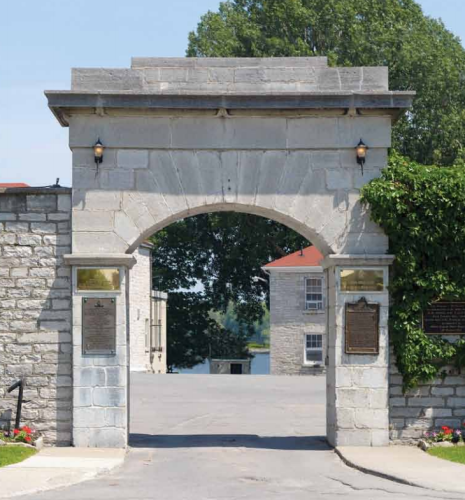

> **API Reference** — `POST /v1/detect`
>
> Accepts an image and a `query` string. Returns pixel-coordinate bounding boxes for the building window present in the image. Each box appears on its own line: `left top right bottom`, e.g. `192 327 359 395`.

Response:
305 277 324 311
305 334 323 364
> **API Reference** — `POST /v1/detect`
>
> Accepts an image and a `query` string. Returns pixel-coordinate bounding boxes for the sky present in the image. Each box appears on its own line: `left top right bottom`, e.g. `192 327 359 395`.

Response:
2 0 464 187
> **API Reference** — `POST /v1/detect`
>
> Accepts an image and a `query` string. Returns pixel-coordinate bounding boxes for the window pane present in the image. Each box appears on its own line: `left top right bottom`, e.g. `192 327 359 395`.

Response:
306 350 323 362
306 334 322 348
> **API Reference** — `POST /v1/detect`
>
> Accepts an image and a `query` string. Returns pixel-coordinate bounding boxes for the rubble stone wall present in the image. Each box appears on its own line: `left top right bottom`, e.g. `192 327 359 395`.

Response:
0 188 72 445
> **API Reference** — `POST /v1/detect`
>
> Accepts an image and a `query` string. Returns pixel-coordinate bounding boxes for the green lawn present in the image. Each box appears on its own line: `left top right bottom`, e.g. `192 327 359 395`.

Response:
0 447 37 467
428 447 465 465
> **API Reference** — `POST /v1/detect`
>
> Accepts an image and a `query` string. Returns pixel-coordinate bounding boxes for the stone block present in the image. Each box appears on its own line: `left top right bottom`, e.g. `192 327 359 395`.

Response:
26 195 57 212
74 367 106 388
17 234 42 246
355 409 388 429
57 194 72 212
3 246 33 258
448 398 465 408
117 150 149 169
5 222 29 233
47 213 70 221
17 332 72 344
72 68 144 91
72 167 99 189
31 222 57 234
69 116 171 149
74 387 92 407
87 428 127 448
74 407 106 428
100 169 135 191
73 210 114 232
18 213 46 221
408 397 446 407
106 367 125 387
287 118 338 149
0 233 16 245
434 419 462 429
0 194 26 212
93 388 126 407
105 408 126 427
73 231 126 254
431 387 455 396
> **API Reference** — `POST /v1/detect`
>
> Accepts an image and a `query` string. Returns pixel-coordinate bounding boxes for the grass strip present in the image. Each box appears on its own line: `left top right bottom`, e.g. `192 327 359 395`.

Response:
0 447 37 467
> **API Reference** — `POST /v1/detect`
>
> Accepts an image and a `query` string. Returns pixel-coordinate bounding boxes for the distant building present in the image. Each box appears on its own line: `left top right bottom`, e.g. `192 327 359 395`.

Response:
263 246 326 376
0 183 30 187
129 242 167 373
210 359 251 375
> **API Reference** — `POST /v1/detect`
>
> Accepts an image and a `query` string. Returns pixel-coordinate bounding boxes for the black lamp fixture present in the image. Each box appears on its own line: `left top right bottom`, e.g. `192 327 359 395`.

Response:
355 139 368 175
93 138 104 165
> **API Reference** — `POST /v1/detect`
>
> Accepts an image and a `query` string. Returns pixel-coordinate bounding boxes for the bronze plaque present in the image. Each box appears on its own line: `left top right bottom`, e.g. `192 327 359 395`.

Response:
345 297 380 354
423 302 465 335
340 269 384 292
82 298 116 355
77 268 120 291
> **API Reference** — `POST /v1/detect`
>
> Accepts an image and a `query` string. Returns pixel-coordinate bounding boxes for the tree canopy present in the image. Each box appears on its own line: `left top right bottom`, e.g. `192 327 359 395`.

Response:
150 213 307 369
188 0 465 166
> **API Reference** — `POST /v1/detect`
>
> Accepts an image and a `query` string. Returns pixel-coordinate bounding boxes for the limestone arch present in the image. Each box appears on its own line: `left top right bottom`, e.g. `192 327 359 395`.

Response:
126 202 333 257
47 56 413 449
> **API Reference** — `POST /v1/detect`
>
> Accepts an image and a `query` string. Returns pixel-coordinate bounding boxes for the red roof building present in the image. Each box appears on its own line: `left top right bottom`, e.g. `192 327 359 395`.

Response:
0 183 30 188
263 246 324 271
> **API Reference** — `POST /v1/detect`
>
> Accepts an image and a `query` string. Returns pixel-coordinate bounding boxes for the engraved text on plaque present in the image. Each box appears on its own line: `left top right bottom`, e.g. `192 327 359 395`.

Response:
423 302 465 334
345 297 380 354
82 298 116 355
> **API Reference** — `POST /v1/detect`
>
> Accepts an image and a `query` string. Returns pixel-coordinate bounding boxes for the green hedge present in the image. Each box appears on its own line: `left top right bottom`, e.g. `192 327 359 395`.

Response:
361 152 465 391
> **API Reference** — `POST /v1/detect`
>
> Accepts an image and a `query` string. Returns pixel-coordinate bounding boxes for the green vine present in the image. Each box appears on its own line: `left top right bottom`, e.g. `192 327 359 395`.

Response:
360 152 465 391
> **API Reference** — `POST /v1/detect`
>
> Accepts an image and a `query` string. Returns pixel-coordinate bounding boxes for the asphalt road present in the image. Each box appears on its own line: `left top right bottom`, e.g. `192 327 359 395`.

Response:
18 373 463 500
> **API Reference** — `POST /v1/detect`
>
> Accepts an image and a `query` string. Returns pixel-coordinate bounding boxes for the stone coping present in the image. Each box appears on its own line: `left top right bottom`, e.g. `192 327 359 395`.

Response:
0 187 71 195
45 90 415 127
131 56 330 68
63 253 136 268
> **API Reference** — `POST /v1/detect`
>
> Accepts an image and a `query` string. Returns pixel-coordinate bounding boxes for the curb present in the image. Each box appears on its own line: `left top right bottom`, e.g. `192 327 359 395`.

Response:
335 447 428 491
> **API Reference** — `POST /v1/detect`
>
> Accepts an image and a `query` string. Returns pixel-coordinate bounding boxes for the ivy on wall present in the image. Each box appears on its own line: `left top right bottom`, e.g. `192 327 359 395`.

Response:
361 152 465 391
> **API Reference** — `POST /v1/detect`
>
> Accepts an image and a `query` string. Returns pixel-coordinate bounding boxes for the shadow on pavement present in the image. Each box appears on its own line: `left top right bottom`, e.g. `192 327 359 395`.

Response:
129 433 330 451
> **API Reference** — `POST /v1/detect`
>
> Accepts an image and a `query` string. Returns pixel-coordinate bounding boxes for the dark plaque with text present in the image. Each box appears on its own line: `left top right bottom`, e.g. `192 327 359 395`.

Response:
82 298 116 355
345 297 380 354
423 302 465 335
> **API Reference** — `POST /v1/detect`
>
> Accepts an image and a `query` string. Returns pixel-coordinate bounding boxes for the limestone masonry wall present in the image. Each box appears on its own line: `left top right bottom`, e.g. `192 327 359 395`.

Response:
270 271 326 376
0 188 72 445
389 347 465 442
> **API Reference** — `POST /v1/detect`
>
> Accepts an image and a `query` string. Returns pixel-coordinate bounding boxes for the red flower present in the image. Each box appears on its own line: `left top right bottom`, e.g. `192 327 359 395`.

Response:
25 436 31 442
441 426 453 435
13 429 19 435
22 426 32 434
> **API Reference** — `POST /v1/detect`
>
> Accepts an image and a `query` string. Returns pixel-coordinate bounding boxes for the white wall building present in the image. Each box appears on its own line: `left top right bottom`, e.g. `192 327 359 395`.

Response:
129 243 168 373
263 246 326 376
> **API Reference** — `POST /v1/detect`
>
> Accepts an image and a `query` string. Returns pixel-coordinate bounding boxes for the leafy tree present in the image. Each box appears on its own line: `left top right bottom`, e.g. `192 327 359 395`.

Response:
210 301 270 345
151 213 307 368
166 292 252 371
188 0 465 166
151 212 308 326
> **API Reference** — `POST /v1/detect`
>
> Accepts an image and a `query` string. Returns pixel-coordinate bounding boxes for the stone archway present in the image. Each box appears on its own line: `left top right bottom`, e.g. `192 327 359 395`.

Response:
46 57 413 448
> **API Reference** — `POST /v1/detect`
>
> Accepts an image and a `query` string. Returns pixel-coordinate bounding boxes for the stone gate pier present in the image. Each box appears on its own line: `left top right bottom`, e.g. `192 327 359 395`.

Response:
1 56 432 448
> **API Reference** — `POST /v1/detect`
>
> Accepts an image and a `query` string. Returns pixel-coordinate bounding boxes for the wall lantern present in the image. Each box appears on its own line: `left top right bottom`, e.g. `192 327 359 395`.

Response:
355 139 368 175
93 138 104 165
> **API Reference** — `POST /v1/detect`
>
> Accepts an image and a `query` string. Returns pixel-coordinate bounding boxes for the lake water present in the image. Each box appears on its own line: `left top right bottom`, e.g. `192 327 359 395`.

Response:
177 352 270 375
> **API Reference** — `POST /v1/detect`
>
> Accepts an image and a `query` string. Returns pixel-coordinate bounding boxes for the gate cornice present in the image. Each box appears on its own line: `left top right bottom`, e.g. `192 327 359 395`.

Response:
46 90 414 127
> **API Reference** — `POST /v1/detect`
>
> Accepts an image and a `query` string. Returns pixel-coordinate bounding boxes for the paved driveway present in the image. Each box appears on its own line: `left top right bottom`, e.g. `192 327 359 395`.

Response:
19 373 462 500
